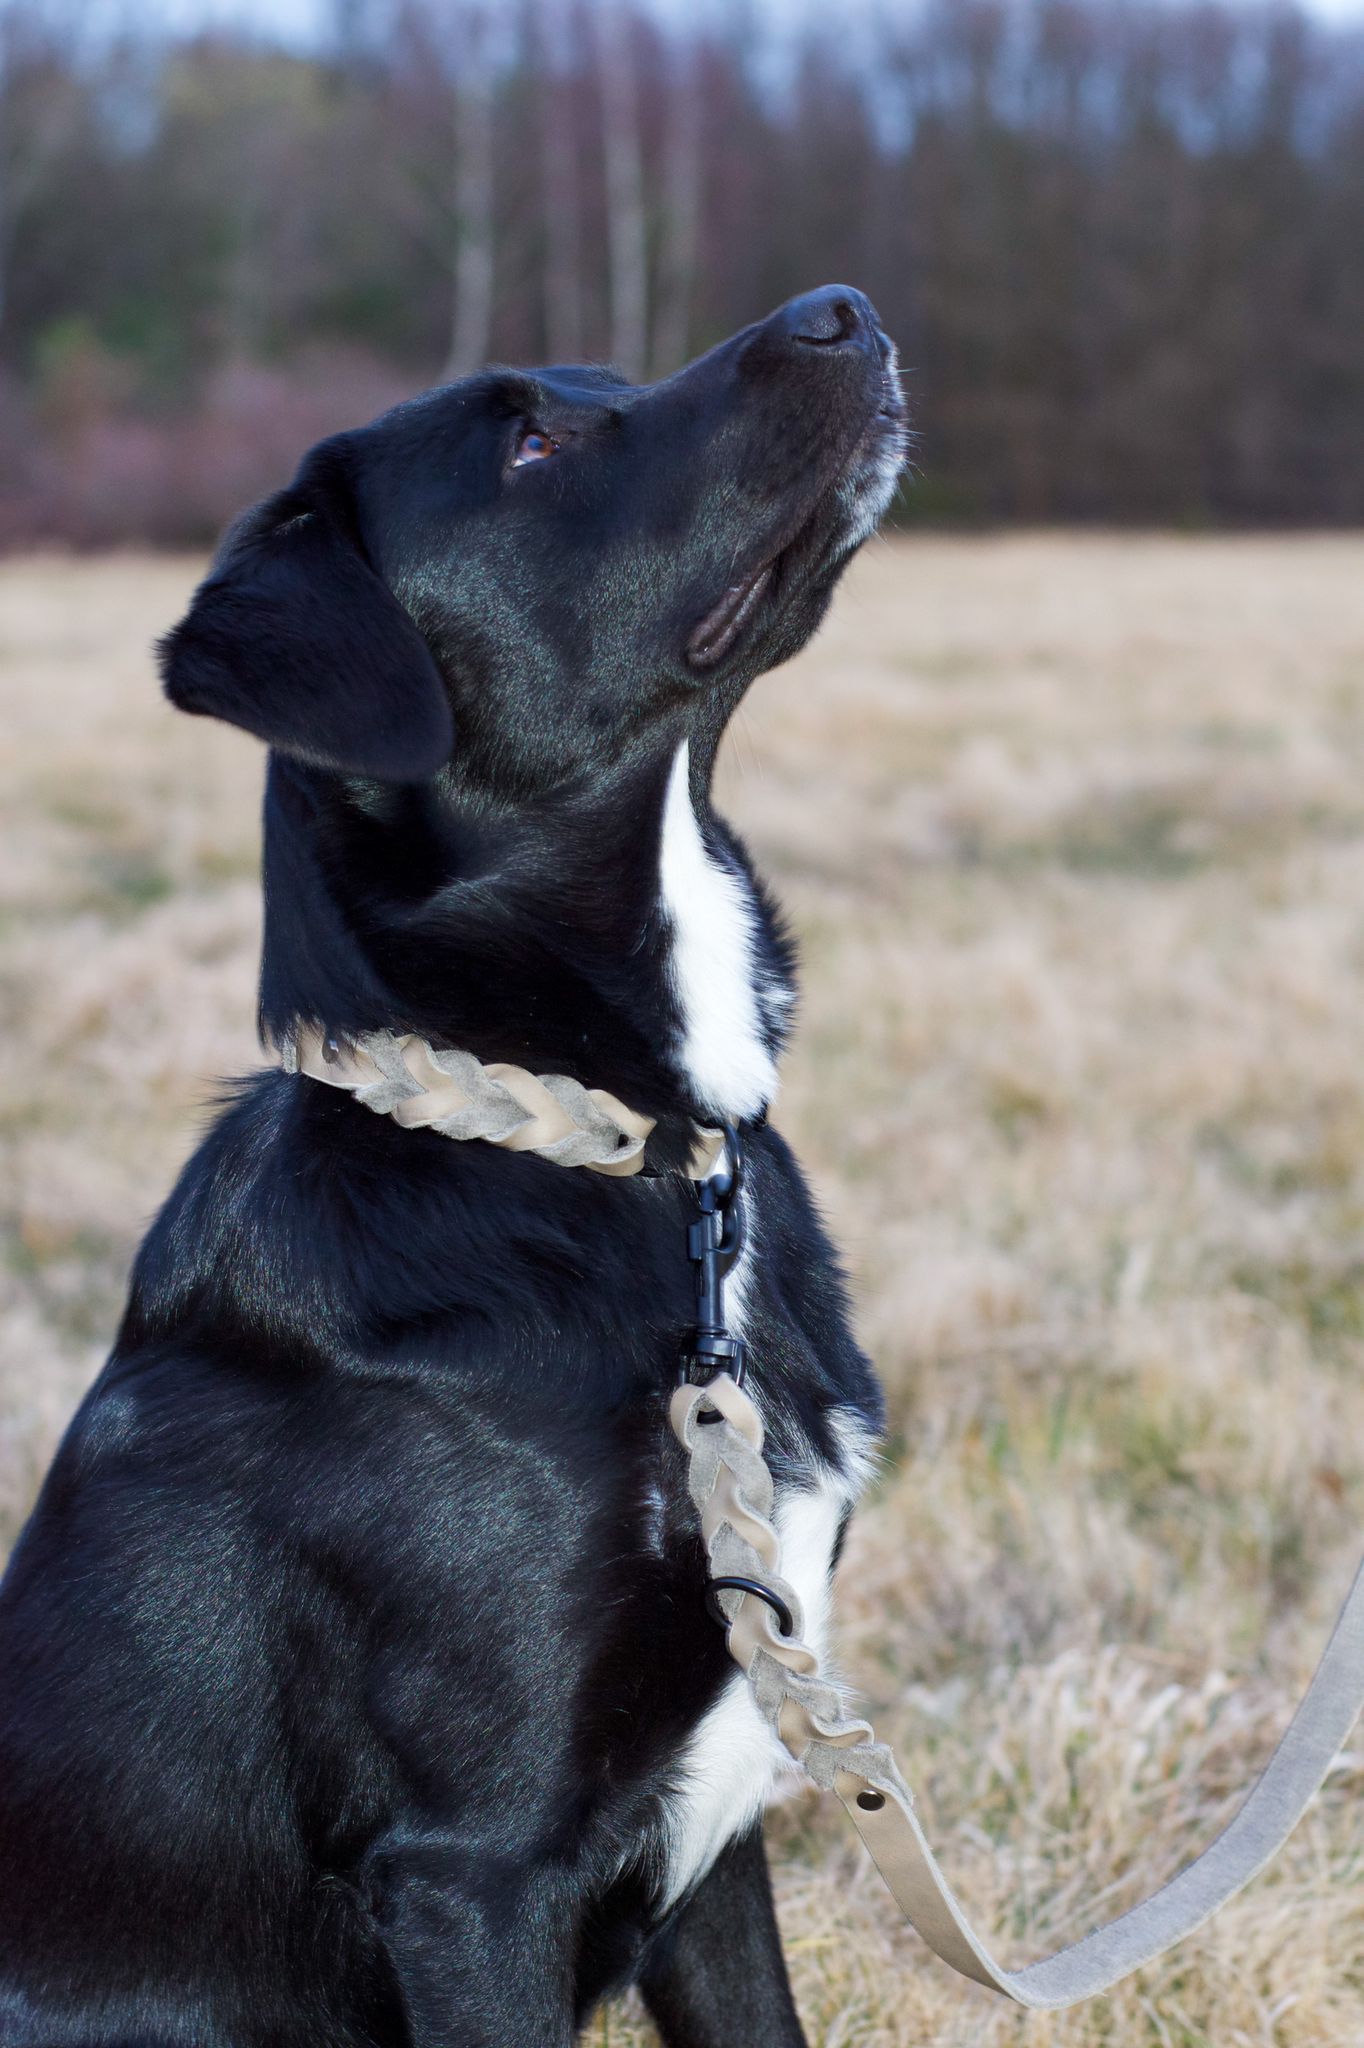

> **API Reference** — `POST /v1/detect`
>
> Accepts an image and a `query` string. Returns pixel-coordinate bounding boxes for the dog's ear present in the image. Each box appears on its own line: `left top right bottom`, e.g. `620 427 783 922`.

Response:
158 444 454 782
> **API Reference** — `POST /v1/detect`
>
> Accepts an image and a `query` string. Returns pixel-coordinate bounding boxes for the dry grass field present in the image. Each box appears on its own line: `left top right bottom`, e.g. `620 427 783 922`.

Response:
3 536 1364 2045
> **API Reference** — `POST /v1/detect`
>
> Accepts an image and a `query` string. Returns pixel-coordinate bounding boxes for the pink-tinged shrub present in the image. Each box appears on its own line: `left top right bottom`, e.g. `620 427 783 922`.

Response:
0 352 419 550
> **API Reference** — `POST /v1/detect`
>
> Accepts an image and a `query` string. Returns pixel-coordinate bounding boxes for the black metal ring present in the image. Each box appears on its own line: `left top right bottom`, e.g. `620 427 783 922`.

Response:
705 1575 794 1637
706 1121 745 1206
695 1121 745 1204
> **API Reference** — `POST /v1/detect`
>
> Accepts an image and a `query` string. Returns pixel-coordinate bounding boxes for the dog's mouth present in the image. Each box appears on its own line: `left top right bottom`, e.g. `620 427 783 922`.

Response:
685 557 779 670
684 394 906 674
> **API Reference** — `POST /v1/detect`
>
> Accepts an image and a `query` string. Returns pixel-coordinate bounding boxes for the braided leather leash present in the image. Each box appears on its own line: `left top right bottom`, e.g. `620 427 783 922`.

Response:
673 1144 1364 2010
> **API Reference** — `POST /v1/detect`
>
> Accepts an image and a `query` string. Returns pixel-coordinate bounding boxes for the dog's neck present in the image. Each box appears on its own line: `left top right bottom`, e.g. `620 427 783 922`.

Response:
258 732 795 1136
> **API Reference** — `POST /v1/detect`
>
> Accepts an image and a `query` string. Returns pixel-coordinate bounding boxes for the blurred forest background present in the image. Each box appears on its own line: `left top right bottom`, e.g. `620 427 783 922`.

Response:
2 0 1364 546
5 11 1364 2038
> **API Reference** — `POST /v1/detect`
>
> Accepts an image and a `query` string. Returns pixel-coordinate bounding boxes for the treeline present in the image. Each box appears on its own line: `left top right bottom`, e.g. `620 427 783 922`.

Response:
2 0 1364 544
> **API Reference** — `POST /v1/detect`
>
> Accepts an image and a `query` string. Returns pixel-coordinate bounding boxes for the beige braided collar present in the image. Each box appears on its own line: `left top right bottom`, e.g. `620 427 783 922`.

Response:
283 1022 725 1180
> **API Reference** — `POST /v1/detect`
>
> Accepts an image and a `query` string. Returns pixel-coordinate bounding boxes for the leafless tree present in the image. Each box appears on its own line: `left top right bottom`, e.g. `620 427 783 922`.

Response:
0 1 77 337
592 0 647 378
535 0 584 361
444 0 495 379
650 27 702 375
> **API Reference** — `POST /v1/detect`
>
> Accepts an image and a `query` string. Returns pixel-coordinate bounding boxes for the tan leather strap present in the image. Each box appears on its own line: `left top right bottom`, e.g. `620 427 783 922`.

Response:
284 1023 725 1180
672 1373 1364 2010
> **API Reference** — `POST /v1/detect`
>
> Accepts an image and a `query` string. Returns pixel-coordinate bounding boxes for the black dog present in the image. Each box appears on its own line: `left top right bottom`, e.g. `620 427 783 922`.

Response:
0 286 906 2048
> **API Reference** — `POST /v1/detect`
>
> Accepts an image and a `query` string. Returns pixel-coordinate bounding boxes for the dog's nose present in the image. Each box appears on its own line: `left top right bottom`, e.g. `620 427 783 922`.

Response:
733 282 891 390
776 286 878 350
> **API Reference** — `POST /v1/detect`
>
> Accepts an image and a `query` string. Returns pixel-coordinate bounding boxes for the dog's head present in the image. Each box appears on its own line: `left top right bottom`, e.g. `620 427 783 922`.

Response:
160 287 906 796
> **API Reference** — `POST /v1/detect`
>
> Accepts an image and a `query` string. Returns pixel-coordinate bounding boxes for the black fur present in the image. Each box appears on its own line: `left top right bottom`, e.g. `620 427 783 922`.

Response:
0 286 904 2048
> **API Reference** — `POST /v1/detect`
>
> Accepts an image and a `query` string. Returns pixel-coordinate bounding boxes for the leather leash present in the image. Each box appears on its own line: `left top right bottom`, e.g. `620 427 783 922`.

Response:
674 1127 1364 2009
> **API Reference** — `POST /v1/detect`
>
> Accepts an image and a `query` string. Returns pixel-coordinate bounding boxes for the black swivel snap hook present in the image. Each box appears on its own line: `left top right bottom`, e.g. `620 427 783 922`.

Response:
700 1122 747 1263
678 1121 748 1392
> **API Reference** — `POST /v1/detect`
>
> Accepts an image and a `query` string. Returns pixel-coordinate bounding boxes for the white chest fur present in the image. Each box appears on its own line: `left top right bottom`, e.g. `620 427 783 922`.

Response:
659 741 777 1120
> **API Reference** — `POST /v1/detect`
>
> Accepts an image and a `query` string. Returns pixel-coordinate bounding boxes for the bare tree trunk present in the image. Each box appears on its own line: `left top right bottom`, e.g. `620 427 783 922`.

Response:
330 0 370 70
0 98 9 337
650 30 701 375
445 1 495 379
0 3 79 341
536 0 583 360
0 5 20 334
0 7 25 338
593 0 647 378
224 197 267 359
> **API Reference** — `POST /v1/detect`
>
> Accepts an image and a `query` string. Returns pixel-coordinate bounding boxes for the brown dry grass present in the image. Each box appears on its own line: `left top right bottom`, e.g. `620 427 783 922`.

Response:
4 537 1364 2045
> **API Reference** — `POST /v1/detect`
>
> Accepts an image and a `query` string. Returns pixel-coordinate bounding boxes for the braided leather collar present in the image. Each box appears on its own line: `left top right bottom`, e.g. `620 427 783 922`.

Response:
283 1022 725 1180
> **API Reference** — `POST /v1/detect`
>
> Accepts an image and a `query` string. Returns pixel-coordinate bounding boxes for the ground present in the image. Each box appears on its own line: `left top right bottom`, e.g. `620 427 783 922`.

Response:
2 537 1363 2045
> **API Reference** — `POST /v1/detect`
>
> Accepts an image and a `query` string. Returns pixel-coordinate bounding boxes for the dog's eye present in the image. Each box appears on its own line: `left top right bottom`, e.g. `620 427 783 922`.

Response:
512 428 559 468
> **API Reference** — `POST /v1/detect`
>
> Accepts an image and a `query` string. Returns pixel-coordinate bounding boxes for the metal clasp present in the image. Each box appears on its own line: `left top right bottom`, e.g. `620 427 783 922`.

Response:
678 1122 748 1391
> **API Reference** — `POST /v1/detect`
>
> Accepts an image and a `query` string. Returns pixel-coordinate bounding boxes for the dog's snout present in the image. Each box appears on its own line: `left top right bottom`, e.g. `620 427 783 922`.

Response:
736 284 888 385
781 286 874 349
